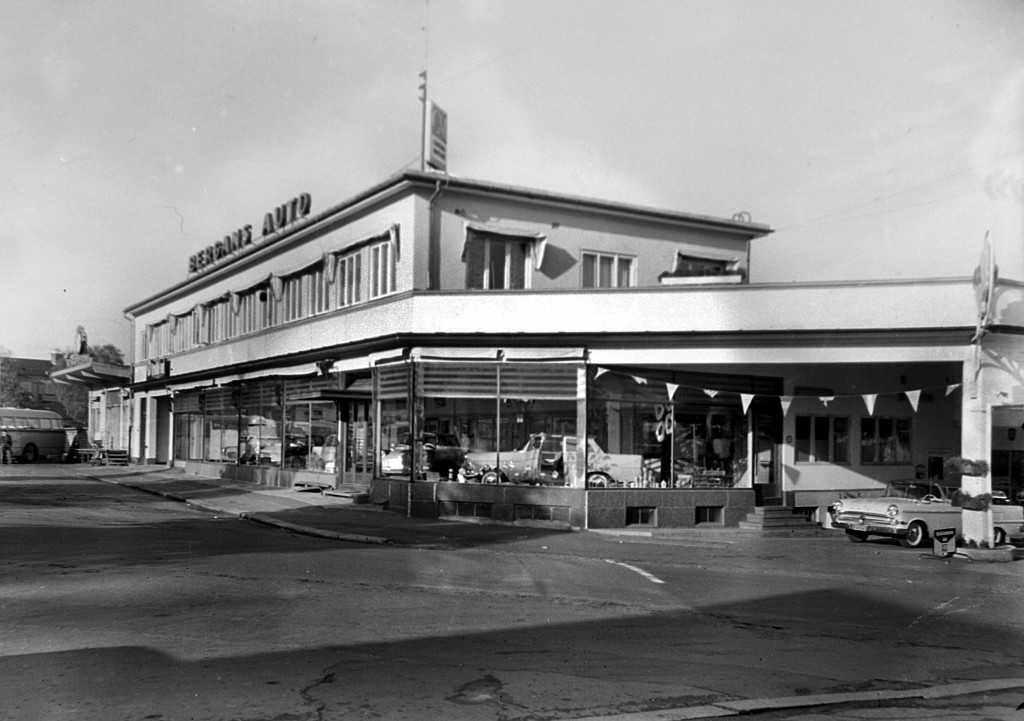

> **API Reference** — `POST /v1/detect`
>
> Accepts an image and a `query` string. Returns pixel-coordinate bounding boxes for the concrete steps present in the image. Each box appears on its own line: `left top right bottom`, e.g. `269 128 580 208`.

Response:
322 484 370 504
738 506 824 535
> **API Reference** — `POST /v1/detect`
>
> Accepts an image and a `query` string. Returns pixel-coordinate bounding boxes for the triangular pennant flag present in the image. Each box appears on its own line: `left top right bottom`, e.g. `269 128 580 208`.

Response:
666 383 679 401
779 395 793 416
945 383 961 396
862 394 877 415
819 396 835 407
631 375 648 385
703 388 719 398
595 367 608 379
904 389 921 412
741 393 754 414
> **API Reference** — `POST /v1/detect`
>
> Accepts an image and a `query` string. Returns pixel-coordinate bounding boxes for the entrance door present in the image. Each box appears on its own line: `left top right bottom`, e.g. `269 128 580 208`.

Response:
753 408 782 506
155 397 171 464
338 400 373 487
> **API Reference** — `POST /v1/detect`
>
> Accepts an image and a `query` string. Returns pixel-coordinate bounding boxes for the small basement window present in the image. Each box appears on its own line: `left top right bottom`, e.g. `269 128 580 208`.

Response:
626 506 657 526
696 506 723 525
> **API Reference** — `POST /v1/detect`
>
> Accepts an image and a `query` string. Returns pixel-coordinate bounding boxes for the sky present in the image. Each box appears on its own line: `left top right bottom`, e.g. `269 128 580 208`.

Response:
1 0 1022 359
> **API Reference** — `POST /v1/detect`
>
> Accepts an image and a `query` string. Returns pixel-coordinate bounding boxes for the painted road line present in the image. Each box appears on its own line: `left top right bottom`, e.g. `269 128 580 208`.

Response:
605 558 665 584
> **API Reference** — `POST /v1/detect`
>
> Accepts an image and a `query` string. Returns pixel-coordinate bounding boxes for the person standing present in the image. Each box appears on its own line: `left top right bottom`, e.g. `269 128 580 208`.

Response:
1 430 12 464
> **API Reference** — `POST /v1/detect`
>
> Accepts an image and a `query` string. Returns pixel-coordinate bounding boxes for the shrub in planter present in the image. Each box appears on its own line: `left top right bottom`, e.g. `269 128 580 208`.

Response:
944 457 989 477
959 493 992 512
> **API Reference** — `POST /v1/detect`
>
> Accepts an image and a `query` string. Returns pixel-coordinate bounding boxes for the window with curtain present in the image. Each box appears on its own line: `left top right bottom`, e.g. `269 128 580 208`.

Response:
860 416 912 464
465 236 530 289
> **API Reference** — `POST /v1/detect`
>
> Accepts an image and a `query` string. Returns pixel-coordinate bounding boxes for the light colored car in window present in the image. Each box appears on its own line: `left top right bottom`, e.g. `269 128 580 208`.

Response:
831 480 1024 548
462 433 643 486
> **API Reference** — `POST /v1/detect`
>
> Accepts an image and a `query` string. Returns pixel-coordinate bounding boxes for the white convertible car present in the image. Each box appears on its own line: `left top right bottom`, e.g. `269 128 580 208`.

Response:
831 480 1024 548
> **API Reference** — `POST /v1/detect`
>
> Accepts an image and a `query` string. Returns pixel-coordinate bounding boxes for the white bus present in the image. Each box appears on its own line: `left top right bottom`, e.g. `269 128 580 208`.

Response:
0 408 68 463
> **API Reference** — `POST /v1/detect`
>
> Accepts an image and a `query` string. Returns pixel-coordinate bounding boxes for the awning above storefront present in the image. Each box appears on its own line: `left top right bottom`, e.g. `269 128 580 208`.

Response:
410 346 585 362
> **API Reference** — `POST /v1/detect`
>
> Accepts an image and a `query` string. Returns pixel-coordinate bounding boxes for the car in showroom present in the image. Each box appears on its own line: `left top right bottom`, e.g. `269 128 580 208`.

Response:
830 480 1024 548
380 432 465 479
462 433 644 486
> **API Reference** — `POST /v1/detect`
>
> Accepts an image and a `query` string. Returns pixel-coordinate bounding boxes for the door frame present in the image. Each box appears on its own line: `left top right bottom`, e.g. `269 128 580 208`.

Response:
752 403 783 506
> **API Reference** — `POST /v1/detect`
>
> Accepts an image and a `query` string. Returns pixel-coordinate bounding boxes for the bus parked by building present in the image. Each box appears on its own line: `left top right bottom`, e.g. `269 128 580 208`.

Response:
0 408 68 463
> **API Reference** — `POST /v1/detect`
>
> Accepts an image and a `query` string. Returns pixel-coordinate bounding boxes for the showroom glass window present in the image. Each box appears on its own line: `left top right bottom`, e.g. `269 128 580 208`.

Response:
419 362 577 484
588 369 752 489
202 387 239 463
582 252 633 288
794 415 849 463
283 378 339 473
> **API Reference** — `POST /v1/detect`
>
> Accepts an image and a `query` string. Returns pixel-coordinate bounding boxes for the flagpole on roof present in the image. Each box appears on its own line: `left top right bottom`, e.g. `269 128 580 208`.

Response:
419 70 428 172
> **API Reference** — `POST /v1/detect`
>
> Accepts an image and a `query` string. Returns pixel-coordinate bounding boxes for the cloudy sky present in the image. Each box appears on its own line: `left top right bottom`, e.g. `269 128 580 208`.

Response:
2 0 1022 358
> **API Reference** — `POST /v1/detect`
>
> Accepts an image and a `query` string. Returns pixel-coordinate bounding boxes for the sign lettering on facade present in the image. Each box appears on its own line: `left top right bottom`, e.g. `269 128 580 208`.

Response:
187 193 312 276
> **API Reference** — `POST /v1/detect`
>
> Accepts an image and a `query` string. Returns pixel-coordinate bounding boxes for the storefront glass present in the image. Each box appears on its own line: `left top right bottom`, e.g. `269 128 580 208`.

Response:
588 369 749 488
172 392 203 461
376 361 580 485
284 401 338 470
203 387 239 462
239 383 282 465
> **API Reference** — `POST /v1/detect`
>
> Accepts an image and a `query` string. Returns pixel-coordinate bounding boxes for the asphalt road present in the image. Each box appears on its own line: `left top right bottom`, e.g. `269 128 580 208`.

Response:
3 465 1023 720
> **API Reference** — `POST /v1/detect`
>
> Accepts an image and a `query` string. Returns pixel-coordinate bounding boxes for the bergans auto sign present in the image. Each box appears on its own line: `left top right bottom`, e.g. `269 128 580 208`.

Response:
188 192 311 275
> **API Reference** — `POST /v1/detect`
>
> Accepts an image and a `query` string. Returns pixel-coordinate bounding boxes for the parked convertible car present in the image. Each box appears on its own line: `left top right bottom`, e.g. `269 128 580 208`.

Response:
831 480 1024 548
381 432 465 478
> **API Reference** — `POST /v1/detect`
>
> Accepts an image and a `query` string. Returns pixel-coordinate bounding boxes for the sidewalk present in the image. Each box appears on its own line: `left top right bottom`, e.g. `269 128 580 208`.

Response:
74 463 572 547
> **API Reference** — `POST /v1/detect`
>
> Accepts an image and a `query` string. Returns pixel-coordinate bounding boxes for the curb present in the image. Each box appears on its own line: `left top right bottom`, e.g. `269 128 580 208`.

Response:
90 475 393 546
240 512 391 545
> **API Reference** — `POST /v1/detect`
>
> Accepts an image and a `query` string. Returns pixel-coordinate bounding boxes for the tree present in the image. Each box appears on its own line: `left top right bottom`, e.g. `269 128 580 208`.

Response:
0 356 30 407
90 344 125 365
49 343 127 426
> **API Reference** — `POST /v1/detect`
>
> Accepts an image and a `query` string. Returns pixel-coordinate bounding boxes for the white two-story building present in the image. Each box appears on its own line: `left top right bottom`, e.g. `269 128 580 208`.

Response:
123 170 1024 535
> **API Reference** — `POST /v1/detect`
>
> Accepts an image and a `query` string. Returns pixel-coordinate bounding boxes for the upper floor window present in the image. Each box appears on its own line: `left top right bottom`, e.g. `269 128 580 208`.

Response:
462 224 545 290
147 321 170 359
369 240 396 299
795 415 849 464
861 417 912 464
582 252 634 288
236 287 274 335
466 237 528 289
206 298 231 344
336 252 362 307
282 274 307 322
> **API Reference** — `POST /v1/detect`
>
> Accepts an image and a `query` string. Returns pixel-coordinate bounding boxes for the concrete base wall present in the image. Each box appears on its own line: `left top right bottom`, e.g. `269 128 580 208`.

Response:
587 488 754 529
184 460 337 490
370 478 755 530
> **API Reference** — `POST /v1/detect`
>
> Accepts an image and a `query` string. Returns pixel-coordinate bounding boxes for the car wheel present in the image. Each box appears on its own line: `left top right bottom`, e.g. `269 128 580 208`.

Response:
845 530 870 543
586 472 610 488
899 521 929 548
993 527 1007 546
21 443 38 463
481 470 504 484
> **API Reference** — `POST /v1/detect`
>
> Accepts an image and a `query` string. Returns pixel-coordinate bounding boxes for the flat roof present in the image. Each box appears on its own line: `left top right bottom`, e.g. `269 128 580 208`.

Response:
125 170 772 317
